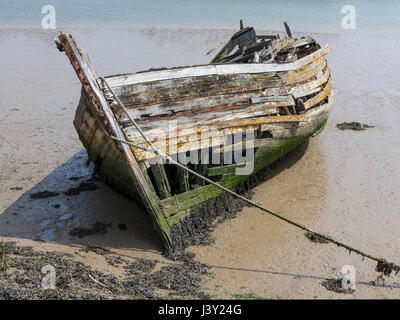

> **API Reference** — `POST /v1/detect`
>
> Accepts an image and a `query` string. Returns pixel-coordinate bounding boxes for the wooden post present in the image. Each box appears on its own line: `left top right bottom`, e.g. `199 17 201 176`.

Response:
194 164 207 187
150 164 171 199
284 21 292 38
177 166 190 193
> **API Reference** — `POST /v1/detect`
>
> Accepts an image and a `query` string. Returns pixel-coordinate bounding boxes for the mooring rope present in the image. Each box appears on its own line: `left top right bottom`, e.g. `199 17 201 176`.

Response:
98 76 400 276
206 36 230 56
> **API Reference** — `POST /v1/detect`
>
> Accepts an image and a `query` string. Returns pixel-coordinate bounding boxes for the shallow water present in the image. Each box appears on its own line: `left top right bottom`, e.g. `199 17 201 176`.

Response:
1 13 400 298
1 0 400 33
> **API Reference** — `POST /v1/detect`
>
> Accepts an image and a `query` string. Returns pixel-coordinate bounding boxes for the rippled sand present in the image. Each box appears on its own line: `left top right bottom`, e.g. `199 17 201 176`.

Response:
1 26 400 298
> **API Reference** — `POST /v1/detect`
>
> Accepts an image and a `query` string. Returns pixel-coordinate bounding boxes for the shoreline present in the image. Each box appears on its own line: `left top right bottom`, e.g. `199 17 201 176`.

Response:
0 22 396 37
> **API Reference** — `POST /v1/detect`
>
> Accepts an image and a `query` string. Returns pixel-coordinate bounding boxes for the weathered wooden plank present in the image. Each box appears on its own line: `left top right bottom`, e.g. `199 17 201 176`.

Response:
206 162 247 177
289 66 329 98
119 97 290 128
121 92 293 120
121 72 331 162
130 91 333 161
213 136 282 153
105 44 331 88
124 106 300 151
303 79 332 110
121 101 286 143
113 58 327 109
118 64 328 119
129 114 307 160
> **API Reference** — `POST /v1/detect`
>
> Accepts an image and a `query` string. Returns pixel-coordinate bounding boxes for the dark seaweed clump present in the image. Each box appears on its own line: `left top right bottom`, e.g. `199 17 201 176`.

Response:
84 245 111 255
106 256 128 267
29 190 60 199
336 122 374 131
69 222 112 238
0 242 116 299
322 278 355 294
0 242 209 300
63 181 98 196
124 258 157 274
375 259 400 276
29 173 101 200
305 231 330 244
151 259 209 298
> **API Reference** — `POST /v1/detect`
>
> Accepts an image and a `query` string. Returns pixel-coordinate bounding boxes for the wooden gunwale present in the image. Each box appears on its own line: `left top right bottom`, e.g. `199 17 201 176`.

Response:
104 44 330 88
110 58 328 110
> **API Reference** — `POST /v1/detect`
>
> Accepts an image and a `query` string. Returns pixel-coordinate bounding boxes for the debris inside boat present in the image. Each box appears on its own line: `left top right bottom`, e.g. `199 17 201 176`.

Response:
56 21 333 251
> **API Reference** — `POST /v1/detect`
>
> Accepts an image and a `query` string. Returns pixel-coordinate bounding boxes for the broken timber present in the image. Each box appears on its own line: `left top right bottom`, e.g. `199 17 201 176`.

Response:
57 21 333 250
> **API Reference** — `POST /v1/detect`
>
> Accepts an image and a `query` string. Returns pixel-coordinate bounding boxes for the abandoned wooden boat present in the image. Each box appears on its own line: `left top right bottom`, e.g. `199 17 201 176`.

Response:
56 22 333 250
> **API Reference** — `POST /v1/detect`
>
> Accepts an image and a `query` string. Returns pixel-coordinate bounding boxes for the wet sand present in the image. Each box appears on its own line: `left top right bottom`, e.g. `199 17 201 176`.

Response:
1 26 400 299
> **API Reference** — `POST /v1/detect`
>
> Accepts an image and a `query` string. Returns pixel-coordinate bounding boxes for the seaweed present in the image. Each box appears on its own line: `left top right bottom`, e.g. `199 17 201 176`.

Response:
322 278 355 294
336 122 374 131
69 222 112 238
305 231 329 243
375 259 400 276
0 242 209 300
29 190 59 199
63 181 98 196
84 245 111 255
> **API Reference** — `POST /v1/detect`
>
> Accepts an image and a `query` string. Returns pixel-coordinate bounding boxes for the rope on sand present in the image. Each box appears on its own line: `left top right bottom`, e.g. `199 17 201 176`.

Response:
97 76 400 277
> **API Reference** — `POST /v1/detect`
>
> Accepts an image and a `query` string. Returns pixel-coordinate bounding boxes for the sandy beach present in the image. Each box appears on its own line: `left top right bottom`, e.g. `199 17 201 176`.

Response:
1 25 400 299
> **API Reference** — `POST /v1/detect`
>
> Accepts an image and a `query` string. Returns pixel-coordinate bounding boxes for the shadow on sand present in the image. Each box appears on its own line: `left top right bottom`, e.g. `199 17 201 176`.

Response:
1 141 311 255
0 150 163 253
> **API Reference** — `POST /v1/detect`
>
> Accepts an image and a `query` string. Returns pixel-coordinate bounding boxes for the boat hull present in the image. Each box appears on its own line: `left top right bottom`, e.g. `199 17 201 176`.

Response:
74 89 332 249
58 31 333 250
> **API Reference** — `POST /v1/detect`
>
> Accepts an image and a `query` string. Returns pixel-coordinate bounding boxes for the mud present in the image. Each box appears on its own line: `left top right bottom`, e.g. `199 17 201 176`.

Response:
118 224 127 231
336 122 375 131
69 222 112 238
